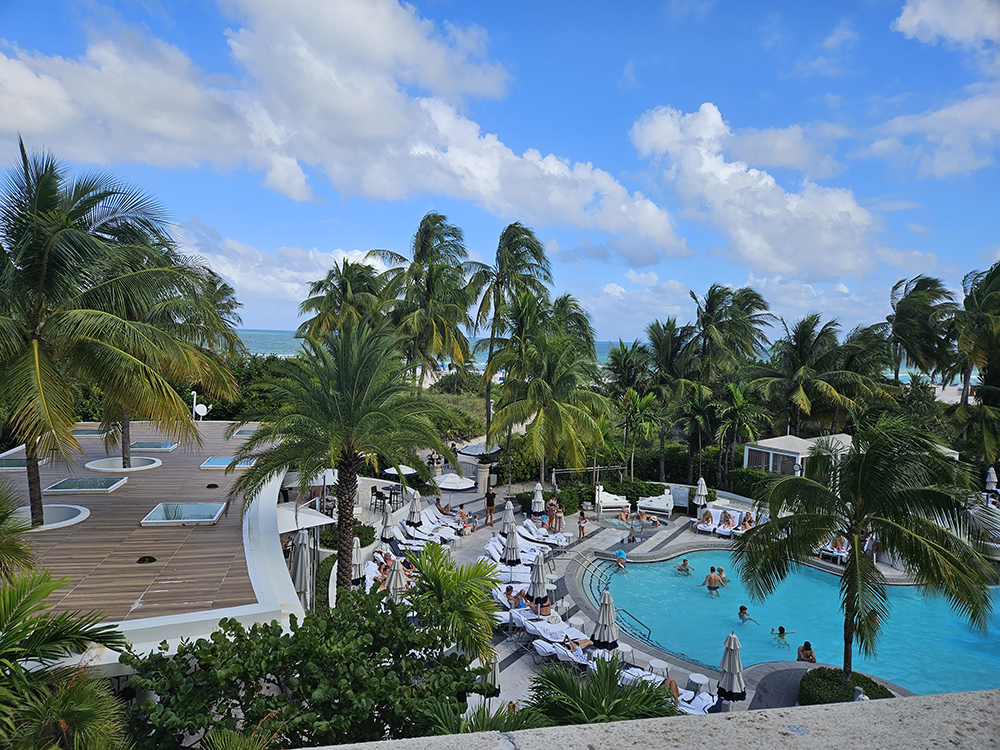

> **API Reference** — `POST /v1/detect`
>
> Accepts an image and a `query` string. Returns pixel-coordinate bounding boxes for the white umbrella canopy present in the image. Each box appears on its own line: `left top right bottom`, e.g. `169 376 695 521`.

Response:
385 557 408 603
717 631 747 702
500 500 517 536
405 492 423 528
459 443 500 458
436 472 477 506
526 551 548 604
383 465 419 477
289 529 316 610
591 589 620 650
379 509 395 544
531 482 545 516
987 467 997 492
694 477 709 508
350 536 363 588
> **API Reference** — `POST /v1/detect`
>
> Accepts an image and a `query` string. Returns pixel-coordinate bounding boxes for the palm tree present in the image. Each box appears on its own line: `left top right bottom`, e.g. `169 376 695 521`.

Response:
752 314 862 436
408 543 500 662
0 140 206 526
616 388 657 480
297 258 392 338
489 335 608 483
676 383 714 483
646 318 698 481
604 341 652 399
475 222 552 437
883 275 955 381
690 284 771 385
732 415 997 684
227 321 453 594
0 482 33 581
714 381 770 484
420 699 544 735
526 655 677 725
952 263 1000 407
831 325 893 431
550 293 596 356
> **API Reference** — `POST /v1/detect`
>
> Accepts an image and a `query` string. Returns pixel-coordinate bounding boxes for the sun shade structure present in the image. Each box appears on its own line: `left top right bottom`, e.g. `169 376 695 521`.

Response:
531 482 545 517
385 557 408 603
436 472 477 506
694 477 709 508
350 536 363 588
405 492 423 527
275 504 334 535
987 467 997 492
591 589 620 651
527 552 548 604
383 465 418 477
501 500 517 536
478 655 501 698
379 509 394 543
290 529 317 610
717 631 747 702
458 443 499 458
500 523 522 568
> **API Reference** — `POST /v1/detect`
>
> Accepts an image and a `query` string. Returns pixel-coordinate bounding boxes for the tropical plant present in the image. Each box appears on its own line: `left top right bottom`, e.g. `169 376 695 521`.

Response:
676 383 714 482
226 321 452 594
489 334 609 483
732 415 997 685
616 388 658 480
952 263 1000 406
883 275 955 381
690 283 771 384
604 340 652 399
297 257 392 337
0 482 33 581
646 317 698 481
0 141 211 525
526 655 677 725
419 699 545 735
713 381 769 483
408 543 500 663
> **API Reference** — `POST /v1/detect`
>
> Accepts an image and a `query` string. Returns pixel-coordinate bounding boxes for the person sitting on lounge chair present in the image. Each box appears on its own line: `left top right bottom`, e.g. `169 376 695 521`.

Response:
739 512 755 532
617 507 630 523
700 510 714 525
527 594 552 616
505 586 529 609
719 511 736 531
436 497 453 515
661 677 682 700
561 634 594 652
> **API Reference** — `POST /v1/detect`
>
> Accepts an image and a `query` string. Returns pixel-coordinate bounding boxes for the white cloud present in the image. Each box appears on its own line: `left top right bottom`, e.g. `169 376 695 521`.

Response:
583 277 692 339
630 103 875 281
624 269 659 286
744 274 886 330
666 0 717 22
834 282 850 293
875 246 940 270
728 123 844 178
907 222 932 233
892 0 1000 48
823 20 859 52
0 0 686 256
602 282 626 299
620 60 638 91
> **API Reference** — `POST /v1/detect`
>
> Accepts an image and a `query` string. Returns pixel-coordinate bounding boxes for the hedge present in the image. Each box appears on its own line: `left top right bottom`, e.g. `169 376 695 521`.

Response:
319 519 376 551
686 486 718 505
797 667 894 705
514 486 589 517
314 554 336 614
727 467 770 500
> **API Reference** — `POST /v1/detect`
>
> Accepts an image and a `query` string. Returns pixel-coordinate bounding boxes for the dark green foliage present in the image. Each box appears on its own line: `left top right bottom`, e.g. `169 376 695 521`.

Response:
687 486 718 504
424 392 487 441
314 554 336 614
604 479 667 502
797 667 893 705
727 468 770 500
514 486 590 516
630 444 690 483
428 371 483 396
121 591 486 749
496 433 555 484
319 519 375 550
419 700 545 735
182 354 287 421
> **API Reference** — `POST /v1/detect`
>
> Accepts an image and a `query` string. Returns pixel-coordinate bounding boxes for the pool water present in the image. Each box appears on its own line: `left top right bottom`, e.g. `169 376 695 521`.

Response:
602 550 1000 695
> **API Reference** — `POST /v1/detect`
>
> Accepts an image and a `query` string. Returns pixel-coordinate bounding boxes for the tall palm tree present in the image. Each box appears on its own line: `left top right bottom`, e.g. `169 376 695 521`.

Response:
0 141 205 525
475 222 552 437
732 415 996 684
714 381 770 484
227 321 453 594
752 314 861 436
489 335 608 483
550 293 596 356
617 388 658 480
604 341 652 400
408 543 500 663
952 263 1000 407
831 324 893 431
646 318 698 481
297 258 391 338
883 275 955 381
690 284 771 385
676 383 714 482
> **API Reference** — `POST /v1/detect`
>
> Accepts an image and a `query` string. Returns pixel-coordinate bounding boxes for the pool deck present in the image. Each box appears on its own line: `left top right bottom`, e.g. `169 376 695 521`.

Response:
8 422 258 622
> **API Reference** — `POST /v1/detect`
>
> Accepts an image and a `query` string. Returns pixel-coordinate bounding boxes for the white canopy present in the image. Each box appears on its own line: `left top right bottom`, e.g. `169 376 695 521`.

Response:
276 504 334 535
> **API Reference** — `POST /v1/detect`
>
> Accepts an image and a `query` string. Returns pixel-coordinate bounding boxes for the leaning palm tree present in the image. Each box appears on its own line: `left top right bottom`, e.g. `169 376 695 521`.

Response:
882 275 955 382
408 543 500 663
226 321 453 594
0 141 206 525
732 415 997 685
952 263 1000 406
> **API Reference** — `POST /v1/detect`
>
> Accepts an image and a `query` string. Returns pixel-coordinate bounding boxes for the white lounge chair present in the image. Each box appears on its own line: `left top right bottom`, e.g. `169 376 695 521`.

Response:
553 642 589 669
696 507 724 534
714 509 743 538
677 691 719 714
401 521 449 545
520 519 571 546
621 666 662 686
531 639 562 664
425 503 461 528
420 509 459 537
391 525 426 550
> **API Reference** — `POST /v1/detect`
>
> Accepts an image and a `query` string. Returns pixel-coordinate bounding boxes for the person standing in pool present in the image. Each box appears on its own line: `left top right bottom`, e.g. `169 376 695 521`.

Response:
771 626 799 647
716 566 730 584
484 485 496 527
738 605 759 625
675 559 694 576
698 566 725 597
797 641 817 663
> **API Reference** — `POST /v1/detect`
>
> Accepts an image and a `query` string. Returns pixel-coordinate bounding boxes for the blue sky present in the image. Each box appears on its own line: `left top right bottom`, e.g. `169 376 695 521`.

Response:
2 0 999 340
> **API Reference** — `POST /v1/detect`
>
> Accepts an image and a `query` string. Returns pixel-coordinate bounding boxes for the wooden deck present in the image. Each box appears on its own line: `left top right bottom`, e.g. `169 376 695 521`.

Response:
6 422 260 622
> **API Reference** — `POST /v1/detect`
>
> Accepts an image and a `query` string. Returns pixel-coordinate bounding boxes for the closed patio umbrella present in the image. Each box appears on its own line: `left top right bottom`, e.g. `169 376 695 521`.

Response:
694 477 709 509
385 557 408 603
717 631 747 702
987 467 997 492
478 655 501 698
350 536 363 588
405 492 423 528
289 529 317 610
499 522 522 569
379 509 394 544
531 482 545 517
501 500 517 536
591 589 620 651
526 551 548 604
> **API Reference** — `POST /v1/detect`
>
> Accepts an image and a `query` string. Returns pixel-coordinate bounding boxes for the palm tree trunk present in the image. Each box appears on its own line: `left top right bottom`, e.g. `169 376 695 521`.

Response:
842 602 855 686
540 454 545 485
630 446 635 481
505 429 513 498
26 443 44 527
484 335 497 438
961 362 974 407
121 409 131 469
658 425 665 482
831 405 840 432
335 453 363 597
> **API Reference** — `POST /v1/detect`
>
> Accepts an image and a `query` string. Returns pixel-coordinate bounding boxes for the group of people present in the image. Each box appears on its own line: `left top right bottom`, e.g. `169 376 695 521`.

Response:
699 509 756 534
616 507 660 527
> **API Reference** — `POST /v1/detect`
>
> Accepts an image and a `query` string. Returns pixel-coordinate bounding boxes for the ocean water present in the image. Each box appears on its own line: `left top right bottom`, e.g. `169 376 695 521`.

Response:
601 550 1000 696
238 329 617 364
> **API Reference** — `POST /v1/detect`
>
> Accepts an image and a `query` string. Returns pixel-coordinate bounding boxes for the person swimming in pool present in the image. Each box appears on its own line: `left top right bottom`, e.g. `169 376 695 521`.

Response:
675 558 694 576
698 566 725 597
738 605 759 625
771 625 799 647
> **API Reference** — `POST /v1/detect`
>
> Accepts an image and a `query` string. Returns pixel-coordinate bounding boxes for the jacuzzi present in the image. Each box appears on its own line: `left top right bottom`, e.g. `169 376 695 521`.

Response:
140 502 227 527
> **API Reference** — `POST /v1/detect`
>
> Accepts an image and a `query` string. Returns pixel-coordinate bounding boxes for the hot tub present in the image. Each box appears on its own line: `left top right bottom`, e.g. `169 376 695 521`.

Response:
140 502 227 527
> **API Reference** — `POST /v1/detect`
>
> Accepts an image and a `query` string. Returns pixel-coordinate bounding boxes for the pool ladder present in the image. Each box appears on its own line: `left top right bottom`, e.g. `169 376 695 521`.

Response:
570 551 613 593
615 607 652 641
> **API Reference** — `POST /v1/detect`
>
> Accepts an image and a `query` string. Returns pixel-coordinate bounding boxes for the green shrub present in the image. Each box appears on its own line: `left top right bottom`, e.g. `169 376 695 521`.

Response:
320 519 376 550
428 371 483 395
314 554 336 614
514 486 589 517
687 486 718 504
728 467 769 500
797 667 894 705
603 479 667 507
423 392 487 441
495 433 544 484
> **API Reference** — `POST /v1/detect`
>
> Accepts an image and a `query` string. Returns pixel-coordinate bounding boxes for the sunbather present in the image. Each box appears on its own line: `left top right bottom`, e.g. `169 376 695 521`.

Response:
436 497 452 515
719 511 735 531
738 512 755 532
505 586 529 609
700 510 713 525
661 678 681 700
527 594 552 616
560 634 594 652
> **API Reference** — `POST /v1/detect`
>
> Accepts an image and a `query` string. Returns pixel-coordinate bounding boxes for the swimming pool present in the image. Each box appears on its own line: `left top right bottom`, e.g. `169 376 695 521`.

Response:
598 550 1000 695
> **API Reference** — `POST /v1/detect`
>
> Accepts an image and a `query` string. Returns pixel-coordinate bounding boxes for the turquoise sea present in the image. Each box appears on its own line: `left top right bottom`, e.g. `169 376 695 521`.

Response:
238 329 618 364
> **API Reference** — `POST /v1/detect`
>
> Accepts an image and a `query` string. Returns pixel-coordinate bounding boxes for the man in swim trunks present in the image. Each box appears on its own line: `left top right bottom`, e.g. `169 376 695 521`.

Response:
675 558 694 576
698 566 725 597
797 641 817 663
484 485 496 527
505 586 528 609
